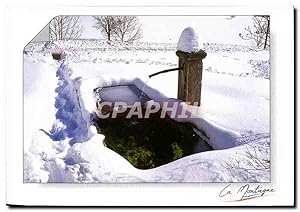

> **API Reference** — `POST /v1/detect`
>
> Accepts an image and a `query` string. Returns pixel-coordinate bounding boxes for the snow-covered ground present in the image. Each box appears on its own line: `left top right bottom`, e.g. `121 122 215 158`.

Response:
23 40 270 183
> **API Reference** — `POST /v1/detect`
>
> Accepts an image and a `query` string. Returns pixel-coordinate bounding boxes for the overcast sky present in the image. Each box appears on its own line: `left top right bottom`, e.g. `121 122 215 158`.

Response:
80 16 254 45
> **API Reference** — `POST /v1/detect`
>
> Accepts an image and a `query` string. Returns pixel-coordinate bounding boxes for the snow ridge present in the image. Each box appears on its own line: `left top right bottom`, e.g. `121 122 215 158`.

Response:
49 62 91 145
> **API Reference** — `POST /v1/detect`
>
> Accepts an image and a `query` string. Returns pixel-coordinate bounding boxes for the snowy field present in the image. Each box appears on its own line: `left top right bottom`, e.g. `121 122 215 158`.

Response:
24 40 270 183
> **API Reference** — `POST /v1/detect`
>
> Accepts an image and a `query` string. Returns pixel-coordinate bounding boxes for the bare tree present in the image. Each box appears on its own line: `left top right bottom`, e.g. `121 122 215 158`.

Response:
112 16 142 44
92 16 142 44
92 16 116 42
49 16 84 41
239 16 270 50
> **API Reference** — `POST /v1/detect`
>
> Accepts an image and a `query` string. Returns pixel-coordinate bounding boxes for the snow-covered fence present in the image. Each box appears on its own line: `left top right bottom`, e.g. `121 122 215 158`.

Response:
176 27 207 106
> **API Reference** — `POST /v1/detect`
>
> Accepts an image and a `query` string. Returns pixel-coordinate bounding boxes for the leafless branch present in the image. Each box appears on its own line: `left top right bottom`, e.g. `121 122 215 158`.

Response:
222 144 270 172
49 16 84 41
239 16 270 50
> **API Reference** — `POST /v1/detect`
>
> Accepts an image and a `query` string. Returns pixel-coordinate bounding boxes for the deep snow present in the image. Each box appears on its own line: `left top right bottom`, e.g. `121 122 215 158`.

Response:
23 40 270 183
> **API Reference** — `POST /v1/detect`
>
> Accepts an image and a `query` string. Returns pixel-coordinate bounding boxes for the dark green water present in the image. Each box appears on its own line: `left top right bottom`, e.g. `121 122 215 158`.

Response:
93 108 212 169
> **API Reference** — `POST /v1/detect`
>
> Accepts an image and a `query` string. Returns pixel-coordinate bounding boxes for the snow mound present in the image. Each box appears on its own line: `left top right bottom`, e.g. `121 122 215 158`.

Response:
177 27 201 53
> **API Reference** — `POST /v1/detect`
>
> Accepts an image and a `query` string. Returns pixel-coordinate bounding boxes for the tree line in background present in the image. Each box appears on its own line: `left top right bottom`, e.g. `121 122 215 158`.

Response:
49 15 142 44
49 15 270 50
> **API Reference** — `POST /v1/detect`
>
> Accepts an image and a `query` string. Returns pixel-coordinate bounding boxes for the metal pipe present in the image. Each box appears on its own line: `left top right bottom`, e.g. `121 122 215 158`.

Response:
148 67 183 78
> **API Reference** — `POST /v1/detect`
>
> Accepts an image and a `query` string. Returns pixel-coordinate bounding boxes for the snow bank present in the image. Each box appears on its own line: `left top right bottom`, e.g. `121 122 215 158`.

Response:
140 139 270 182
49 62 92 145
177 27 202 53
24 54 61 182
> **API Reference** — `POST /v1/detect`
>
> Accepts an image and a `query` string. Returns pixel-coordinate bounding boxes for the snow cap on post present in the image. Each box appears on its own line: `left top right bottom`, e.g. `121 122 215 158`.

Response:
176 27 206 106
177 27 201 53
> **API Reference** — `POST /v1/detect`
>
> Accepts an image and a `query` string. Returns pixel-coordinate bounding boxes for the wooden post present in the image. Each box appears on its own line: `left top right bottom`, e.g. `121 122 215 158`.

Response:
176 50 207 106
